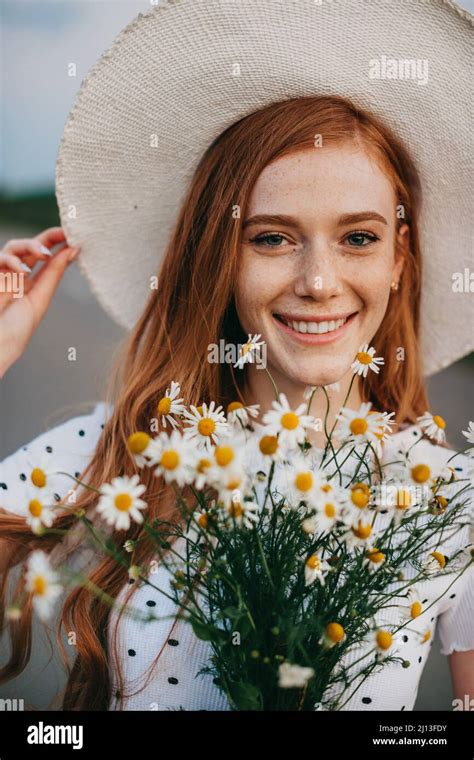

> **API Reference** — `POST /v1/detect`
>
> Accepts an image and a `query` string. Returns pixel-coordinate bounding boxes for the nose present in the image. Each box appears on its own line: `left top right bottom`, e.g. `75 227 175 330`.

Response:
293 240 344 300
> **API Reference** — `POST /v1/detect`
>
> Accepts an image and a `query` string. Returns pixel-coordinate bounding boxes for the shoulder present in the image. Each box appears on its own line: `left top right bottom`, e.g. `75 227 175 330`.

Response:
0 401 112 516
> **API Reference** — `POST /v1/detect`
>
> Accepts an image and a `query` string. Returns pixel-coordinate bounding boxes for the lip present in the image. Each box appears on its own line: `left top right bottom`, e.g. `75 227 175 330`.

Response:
272 311 358 345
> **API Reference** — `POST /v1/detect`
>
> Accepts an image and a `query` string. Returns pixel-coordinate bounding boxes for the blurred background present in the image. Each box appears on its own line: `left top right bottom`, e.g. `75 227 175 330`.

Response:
0 0 473 712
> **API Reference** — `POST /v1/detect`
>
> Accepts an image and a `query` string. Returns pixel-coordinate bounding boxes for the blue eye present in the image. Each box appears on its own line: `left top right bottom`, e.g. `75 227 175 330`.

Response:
344 231 379 247
251 233 287 247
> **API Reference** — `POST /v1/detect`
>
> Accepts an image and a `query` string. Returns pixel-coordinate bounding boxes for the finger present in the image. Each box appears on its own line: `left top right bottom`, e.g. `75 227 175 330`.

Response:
0 252 32 275
2 238 54 267
34 227 67 248
25 245 79 326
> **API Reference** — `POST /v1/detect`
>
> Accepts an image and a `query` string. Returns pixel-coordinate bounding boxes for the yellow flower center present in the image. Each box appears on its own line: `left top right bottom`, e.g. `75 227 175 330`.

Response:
215 446 234 467
31 468 47 488
306 554 321 570
114 493 133 512
198 513 208 529
411 601 422 618
326 622 345 643
431 551 446 569
157 397 172 415
396 488 412 509
127 432 150 454
433 415 446 430
422 630 431 643
411 464 431 483
197 458 211 473
356 351 372 365
434 495 448 509
321 483 332 493
281 412 299 430
198 418 216 437
33 576 47 596
376 630 393 650
350 418 368 435
259 435 278 456
241 342 252 355
351 485 370 509
227 401 244 413
160 450 179 470
28 499 43 518
352 522 372 539
324 503 336 518
295 472 313 492
227 478 241 490
228 501 243 518
367 548 385 564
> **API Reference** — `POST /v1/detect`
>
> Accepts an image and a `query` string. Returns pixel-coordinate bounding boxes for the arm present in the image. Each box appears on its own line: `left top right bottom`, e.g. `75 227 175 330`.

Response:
449 650 474 702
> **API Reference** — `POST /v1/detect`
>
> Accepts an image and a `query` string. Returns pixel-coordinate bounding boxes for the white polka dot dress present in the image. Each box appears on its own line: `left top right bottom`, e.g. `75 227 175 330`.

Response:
1 402 473 711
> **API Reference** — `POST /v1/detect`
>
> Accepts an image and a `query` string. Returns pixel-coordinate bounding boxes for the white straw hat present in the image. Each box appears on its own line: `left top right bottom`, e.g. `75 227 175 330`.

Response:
55 0 473 376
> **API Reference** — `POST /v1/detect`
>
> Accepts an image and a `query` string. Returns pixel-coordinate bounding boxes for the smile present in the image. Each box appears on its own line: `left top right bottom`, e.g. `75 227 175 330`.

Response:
272 311 358 344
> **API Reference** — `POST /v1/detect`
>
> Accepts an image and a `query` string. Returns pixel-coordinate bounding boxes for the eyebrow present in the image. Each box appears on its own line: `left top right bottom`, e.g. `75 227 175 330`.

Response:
242 211 388 228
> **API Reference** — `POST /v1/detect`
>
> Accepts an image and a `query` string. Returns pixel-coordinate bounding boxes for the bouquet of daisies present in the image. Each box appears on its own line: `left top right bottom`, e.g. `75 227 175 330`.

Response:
16 342 474 711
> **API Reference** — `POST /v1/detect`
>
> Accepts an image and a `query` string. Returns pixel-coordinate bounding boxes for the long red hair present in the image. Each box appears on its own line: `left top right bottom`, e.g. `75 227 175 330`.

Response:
0 95 429 709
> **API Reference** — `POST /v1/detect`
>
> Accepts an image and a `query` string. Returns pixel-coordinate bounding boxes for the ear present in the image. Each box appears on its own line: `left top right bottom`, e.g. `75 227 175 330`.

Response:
393 223 409 282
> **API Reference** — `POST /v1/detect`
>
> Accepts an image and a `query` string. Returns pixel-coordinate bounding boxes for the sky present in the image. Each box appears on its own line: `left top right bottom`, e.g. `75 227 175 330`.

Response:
1 0 473 195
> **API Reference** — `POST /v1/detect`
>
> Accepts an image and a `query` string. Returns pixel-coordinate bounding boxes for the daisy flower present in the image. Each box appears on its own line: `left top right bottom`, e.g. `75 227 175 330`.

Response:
351 344 384 377
96 474 147 531
127 431 154 468
214 469 250 509
150 430 197 487
191 453 215 490
343 519 377 550
417 411 447 444
307 497 343 535
363 547 386 574
422 550 448 576
155 381 186 430
367 628 400 659
336 402 381 445
342 482 373 527
182 401 228 451
462 421 474 455
226 401 260 427
26 497 55 535
304 552 331 586
278 662 315 689
234 334 265 369
398 586 425 622
282 456 321 510
25 550 63 622
319 622 346 649
254 428 288 463
27 453 62 500
367 410 396 456
262 393 317 450
225 498 260 530
378 482 417 525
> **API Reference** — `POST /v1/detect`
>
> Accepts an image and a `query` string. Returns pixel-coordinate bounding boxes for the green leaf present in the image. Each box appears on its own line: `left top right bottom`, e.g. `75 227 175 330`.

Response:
190 618 226 643
227 681 262 710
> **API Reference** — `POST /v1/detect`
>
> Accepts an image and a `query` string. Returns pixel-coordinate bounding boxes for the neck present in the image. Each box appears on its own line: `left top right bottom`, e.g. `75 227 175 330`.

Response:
241 363 363 449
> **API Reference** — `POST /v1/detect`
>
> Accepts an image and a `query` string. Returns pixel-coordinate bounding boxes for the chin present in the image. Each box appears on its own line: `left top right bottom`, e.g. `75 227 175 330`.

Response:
279 359 352 389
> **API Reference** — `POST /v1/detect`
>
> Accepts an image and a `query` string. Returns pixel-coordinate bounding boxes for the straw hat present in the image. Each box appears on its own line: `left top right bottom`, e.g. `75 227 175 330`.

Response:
55 0 473 376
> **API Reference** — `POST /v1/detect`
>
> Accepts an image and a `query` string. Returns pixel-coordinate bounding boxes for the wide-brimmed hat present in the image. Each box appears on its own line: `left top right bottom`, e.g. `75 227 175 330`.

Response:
55 0 473 376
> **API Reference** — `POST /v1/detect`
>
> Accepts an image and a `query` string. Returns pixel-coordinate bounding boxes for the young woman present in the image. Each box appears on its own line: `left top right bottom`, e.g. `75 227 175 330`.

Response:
0 1 472 711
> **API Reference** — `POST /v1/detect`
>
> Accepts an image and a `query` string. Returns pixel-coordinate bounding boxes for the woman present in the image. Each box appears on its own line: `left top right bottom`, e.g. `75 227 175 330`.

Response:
0 1 472 711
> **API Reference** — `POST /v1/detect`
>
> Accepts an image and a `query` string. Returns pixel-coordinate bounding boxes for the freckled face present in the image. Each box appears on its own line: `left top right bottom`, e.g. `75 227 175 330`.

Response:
235 143 407 387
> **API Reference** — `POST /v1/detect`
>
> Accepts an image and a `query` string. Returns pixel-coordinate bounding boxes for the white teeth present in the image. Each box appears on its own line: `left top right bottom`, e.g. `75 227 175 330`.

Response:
280 316 347 334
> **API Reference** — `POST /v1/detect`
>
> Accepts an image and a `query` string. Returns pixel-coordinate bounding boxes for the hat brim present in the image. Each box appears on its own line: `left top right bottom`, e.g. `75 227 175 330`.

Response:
55 0 473 376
